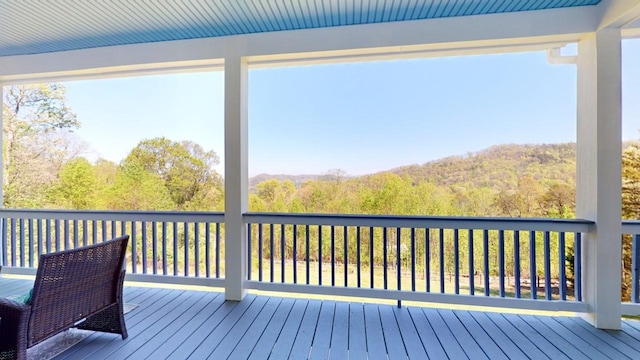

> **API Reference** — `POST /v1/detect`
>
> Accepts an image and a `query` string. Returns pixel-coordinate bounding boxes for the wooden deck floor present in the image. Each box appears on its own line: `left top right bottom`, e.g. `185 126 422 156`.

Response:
3 277 640 359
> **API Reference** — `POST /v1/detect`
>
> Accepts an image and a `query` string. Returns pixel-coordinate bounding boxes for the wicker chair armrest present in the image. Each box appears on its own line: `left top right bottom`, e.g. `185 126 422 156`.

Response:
0 297 29 315
0 298 30 360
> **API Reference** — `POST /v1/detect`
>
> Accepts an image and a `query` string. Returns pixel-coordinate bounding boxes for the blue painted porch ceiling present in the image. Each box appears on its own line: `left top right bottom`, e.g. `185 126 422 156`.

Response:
0 0 601 57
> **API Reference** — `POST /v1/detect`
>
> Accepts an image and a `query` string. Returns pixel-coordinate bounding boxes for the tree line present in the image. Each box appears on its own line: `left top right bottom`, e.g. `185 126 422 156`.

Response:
3 83 640 300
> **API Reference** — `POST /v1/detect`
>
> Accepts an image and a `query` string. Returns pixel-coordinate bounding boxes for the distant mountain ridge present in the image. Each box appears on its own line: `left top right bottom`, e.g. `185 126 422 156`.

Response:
249 142 638 191
249 174 322 191
387 143 576 190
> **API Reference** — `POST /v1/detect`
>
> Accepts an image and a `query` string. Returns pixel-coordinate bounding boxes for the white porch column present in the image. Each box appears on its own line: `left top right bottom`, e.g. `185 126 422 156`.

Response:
224 56 248 301
576 29 622 329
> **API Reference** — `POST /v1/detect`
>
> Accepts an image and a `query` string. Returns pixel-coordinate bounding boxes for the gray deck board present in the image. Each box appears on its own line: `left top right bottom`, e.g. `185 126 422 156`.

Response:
456 311 509 360
308 301 335 360
627 320 640 333
55 287 183 360
329 301 350 360
483 311 551 360
145 292 227 359
549 316 632 359
107 290 208 359
248 297 296 360
424 307 468 360
179 295 258 359
227 296 283 360
347 303 367 360
289 299 322 360
440 309 489 360
394 306 427 360
378 304 408 360
203 295 270 359
0 278 32 294
268 299 308 359
125 291 221 359
519 314 589 359
2 278 640 360
559 316 640 359
622 321 640 338
534 314 619 360
467 311 528 360
406 306 449 360
500 313 570 360
66 288 187 358
163 296 248 359
363 304 387 360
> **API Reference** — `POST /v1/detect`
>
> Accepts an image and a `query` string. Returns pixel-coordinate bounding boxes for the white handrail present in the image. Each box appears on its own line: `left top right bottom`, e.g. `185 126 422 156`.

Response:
244 212 593 232
0 209 224 222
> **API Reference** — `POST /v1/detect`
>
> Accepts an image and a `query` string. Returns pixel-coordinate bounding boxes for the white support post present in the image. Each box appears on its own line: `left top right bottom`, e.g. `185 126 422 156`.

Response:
224 56 248 301
576 28 622 329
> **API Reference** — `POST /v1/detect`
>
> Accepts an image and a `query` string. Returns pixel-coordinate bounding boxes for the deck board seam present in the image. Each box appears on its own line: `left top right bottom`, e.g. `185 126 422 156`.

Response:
454 310 507 360
184 295 260 359
251 297 295 359
54 288 187 360
515 314 584 359
167 296 249 359
111 290 213 359
550 316 634 359
247 298 297 360
126 292 224 359
497 313 558 360
394 306 428 359
147 293 232 359
566 316 640 355
226 297 283 358
406 306 449 360
306 300 323 360
531 315 604 360
91 290 202 359
437 309 473 360
471 311 535 360
282 299 311 360
204 296 271 359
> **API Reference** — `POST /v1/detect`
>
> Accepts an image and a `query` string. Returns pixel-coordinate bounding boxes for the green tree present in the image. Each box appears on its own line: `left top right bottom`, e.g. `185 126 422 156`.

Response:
539 181 575 217
255 179 296 212
623 144 640 219
123 137 222 209
103 162 174 210
2 84 80 207
48 157 97 209
494 176 543 217
621 143 640 301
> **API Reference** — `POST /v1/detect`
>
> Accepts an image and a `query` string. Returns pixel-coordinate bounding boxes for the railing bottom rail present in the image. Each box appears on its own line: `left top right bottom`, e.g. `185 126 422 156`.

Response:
245 281 588 313
0 266 225 289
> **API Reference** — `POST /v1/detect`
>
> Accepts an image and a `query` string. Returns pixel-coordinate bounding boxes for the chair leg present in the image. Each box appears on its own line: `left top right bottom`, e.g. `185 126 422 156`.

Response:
76 302 128 339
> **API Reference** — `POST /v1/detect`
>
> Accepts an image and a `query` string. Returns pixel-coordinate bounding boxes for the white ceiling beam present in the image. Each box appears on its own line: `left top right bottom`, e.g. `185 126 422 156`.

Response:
597 0 640 29
0 6 598 84
623 18 640 39
623 28 640 38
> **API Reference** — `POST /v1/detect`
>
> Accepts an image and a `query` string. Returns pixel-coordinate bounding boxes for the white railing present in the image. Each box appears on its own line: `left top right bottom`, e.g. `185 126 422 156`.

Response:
621 221 640 315
0 209 225 287
244 213 592 312
0 209 606 312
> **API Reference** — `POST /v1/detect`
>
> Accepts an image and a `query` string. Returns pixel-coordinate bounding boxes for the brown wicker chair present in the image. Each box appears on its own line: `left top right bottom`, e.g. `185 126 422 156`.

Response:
0 235 129 360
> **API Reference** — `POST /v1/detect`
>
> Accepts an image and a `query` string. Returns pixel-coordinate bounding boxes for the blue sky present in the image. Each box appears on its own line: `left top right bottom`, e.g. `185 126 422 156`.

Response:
63 39 640 177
